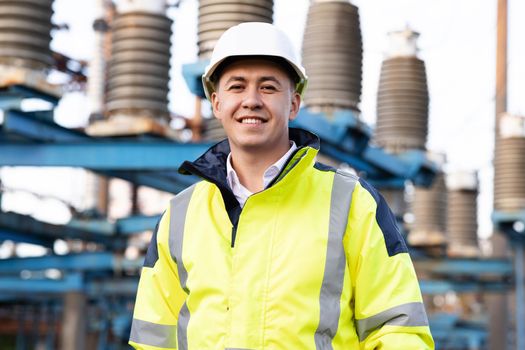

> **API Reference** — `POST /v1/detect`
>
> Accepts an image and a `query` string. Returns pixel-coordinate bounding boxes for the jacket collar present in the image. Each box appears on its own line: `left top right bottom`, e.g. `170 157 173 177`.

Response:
178 127 320 189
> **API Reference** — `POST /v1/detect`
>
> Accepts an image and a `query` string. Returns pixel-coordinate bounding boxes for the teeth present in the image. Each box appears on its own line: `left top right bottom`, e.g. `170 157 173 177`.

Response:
241 118 262 124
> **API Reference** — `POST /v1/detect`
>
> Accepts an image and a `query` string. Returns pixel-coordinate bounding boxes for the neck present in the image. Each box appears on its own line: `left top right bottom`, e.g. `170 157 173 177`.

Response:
230 141 291 193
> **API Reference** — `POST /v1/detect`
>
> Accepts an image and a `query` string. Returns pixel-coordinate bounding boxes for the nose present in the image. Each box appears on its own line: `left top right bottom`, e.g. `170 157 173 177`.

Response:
241 86 262 110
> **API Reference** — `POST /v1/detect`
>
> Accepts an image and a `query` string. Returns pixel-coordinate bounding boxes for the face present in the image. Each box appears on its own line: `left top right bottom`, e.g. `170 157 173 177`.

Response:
211 59 301 155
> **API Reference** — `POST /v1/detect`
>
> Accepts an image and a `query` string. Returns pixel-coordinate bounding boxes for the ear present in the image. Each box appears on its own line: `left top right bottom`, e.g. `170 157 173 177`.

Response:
211 92 222 120
288 92 301 121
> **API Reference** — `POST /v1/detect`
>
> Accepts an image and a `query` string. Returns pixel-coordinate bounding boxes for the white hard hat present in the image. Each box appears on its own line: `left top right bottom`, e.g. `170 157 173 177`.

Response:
201 22 308 100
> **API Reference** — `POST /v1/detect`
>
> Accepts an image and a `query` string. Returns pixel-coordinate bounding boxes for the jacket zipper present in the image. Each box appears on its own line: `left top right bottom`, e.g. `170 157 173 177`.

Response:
231 225 237 248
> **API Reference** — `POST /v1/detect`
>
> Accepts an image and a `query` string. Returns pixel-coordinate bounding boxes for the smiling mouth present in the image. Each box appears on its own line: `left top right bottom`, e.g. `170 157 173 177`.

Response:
239 117 265 124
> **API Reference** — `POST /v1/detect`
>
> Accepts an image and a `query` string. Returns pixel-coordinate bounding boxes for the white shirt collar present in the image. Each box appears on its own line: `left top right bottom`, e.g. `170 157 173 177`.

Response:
226 141 298 207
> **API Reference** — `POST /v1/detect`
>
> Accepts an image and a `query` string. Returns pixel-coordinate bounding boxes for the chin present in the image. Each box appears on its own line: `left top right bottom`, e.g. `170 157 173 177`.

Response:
234 138 270 150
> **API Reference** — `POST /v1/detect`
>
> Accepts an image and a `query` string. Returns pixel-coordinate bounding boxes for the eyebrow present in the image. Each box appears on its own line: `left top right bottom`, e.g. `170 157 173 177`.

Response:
223 76 283 87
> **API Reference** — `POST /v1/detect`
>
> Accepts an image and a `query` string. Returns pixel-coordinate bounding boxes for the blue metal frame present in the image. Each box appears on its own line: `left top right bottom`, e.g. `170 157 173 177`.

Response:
0 85 59 106
0 273 83 293
0 252 143 273
1 108 204 193
419 279 510 294
182 60 209 98
492 210 525 242
413 257 513 277
2 109 85 141
430 313 487 350
492 210 525 349
0 211 118 246
67 214 162 236
293 108 437 188
0 227 55 247
0 142 211 170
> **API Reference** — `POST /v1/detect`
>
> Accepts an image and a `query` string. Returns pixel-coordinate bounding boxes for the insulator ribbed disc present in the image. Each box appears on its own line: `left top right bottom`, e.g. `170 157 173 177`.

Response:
374 56 429 153
197 0 274 59
410 173 447 244
106 86 169 102
447 189 479 251
0 0 53 69
202 117 227 141
106 99 169 115
302 0 363 111
110 51 170 66
107 74 169 90
112 27 171 42
106 11 172 119
494 137 525 211
199 0 272 7
112 12 172 31
107 61 168 78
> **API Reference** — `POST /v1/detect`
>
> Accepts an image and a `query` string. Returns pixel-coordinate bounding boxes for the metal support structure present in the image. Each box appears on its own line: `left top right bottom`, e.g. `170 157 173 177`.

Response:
60 292 86 350
0 142 211 170
491 0 509 347
515 244 524 350
493 210 525 349
2 74 492 350
0 252 142 274
0 211 117 246
291 108 437 188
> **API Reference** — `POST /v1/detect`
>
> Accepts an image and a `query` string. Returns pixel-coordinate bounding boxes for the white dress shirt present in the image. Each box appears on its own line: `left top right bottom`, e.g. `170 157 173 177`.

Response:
226 142 298 207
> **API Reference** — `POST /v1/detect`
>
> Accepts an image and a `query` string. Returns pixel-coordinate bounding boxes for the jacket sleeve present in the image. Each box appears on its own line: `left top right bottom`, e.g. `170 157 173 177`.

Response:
344 179 434 350
129 207 186 350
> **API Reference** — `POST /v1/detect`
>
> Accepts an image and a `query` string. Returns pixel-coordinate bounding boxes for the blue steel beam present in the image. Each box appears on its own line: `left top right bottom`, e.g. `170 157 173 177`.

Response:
0 142 211 170
293 108 437 187
87 278 138 296
0 227 55 247
105 170 199 194
0 252 143 273
492 210 525 242
67 214 162 236
2 109 86 142
1 108 435 188
1 105 203 192
182 60 208 98
0 273 83 293
1 109 198 192
414 258 513 278
0 276 138 297
0 85 59 106
431 328 486 350
1 105 436 190
116 214 161 234
419 279 511 294
0 211 116 245
292 108 371 155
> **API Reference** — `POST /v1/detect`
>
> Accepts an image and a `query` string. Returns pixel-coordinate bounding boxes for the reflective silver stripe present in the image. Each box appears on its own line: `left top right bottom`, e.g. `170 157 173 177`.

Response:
356 302 429 341
169 184 196 350
315 170 357 349
129 318 177 348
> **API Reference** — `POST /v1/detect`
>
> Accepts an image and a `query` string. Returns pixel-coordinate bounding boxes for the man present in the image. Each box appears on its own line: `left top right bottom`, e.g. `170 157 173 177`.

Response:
129 22 434 350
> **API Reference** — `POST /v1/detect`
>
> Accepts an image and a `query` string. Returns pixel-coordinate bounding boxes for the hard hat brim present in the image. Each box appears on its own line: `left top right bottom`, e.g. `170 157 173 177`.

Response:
202 54 307 100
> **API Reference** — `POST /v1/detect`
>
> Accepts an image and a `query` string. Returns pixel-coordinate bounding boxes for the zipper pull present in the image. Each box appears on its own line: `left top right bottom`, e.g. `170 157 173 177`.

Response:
231 225 237 248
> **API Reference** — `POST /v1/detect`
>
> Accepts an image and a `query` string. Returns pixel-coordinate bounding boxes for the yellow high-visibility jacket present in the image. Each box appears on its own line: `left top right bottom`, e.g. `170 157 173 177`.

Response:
129 128 434 350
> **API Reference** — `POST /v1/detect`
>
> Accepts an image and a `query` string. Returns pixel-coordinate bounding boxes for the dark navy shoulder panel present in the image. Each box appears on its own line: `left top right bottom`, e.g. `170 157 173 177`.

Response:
143 214 163 268
358 179 408 257
314 162 337 172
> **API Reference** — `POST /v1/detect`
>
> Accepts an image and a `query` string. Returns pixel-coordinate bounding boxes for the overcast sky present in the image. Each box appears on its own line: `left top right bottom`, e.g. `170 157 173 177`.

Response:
3 0 525 246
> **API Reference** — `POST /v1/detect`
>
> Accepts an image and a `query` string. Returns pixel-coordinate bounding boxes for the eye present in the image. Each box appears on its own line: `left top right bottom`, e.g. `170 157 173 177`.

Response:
261 85 277 92
227 84 243 91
